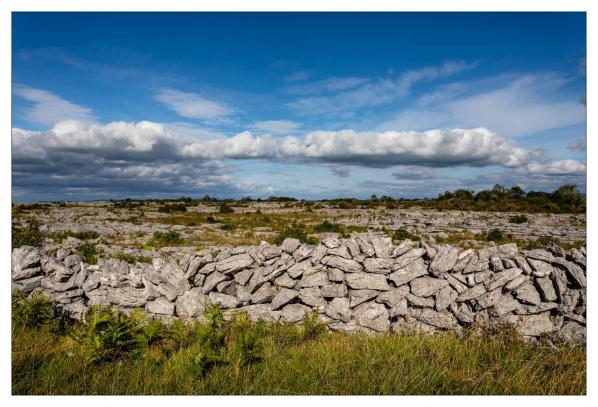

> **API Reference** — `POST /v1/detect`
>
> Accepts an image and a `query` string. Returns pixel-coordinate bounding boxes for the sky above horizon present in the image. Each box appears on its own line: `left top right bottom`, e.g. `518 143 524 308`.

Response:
12 12 587 201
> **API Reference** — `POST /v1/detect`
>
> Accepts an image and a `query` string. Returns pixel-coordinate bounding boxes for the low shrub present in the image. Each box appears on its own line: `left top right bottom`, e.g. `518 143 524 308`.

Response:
158 203 188 213
110 252 152 264
49 230 100 242
392 228 417 241
313 220 344 234
12 219 45 248
78 242 100 265
272 224 318 245
12 290 55 329
218 203 235 214
485 228 505 242
509 215 529 224
149 230 182 247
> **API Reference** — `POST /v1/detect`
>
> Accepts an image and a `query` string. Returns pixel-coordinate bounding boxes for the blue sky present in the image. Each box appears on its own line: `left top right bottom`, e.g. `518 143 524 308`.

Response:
12 12 586 201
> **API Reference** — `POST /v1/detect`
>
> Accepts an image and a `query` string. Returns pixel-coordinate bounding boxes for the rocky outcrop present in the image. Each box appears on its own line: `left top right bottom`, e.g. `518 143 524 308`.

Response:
11 235 587 343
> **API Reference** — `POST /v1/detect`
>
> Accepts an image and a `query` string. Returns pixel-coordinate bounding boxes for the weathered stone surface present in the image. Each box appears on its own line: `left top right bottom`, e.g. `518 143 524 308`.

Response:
12 246 43 280
326 297 351 322
251 282 277 304
280 303 311 323
444 273 468 293
286 260 312 279
363 258 394 274
320 283 347 298
298 270 329 288
208 292 239 309
485 268 522 291
489 294 521 317
527 258 553 278
345 273 390 291
271 287 299 310
370 236 393 258
509 312 555 337
457 284 487 302
405 293 435 308
389 298 409 318
175 288 206 319
273 272 297 288
349 289 379 308
475 288 503 310
322 256 362 273
327 267 345 282
389 257 427 287
429 245 459 276
514 282 542 305
451 302 475 324
215 253 255 275
534 277 557 302
146 297 175 315
410 276 449 297
353 301 390 332
412 308 458 329
297 287 326 311
435 286 458 311
504 275 529 291
282 238 301 254
392 240 413 258
375 286 410 308
202 271 228 294
393 248 427 270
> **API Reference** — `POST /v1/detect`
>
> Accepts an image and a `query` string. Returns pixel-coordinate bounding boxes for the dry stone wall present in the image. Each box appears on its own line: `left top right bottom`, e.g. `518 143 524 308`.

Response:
11 235 587 343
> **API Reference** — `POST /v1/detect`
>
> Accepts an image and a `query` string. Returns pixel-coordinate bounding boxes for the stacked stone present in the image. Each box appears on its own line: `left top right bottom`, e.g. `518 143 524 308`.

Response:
11 235 586 343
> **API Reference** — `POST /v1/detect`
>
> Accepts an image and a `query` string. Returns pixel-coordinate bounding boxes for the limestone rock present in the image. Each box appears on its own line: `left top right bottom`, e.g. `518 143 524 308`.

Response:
353 301 390 332
345 273 390 291
363 258 394 274
410 276 449 297
146 297 175 315
393 248 427 271
271 287 299 310
435 286 458 311
208 292 239 309
175 288 207 319
280 303 311 323
349 289 379 308
429 245 459 276
412 308 458 330
282 238 301 254
325 297 351 322
389 257 427 287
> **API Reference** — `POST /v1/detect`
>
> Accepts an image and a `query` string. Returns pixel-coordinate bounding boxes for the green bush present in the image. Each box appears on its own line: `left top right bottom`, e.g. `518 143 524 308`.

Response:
272 224 318 245
110 252 152 264
12 219 45 248
158 203 188 213
149 230 182 247
300 310 326 340
218 203 235 214
12 290 56 329
509 215 529 224
78 242 100 265
313 220 344 234
49 230 100 242
72 307 150 365
485 228 505 242
392 228 416 241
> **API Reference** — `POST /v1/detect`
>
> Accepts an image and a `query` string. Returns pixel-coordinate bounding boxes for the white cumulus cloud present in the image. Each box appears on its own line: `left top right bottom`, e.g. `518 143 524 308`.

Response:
13 84 95 126
155 88 232 120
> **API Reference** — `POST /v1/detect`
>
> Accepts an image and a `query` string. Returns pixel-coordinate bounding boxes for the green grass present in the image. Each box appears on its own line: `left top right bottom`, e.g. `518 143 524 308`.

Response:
109 252 152 264
12 294 586 395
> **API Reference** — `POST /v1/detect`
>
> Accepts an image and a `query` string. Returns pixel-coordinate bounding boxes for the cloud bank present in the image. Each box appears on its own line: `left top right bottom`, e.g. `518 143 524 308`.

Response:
12 120 585 199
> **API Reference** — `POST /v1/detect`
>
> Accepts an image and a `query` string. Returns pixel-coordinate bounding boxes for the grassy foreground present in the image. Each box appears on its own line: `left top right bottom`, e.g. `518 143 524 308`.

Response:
12 293 586 395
